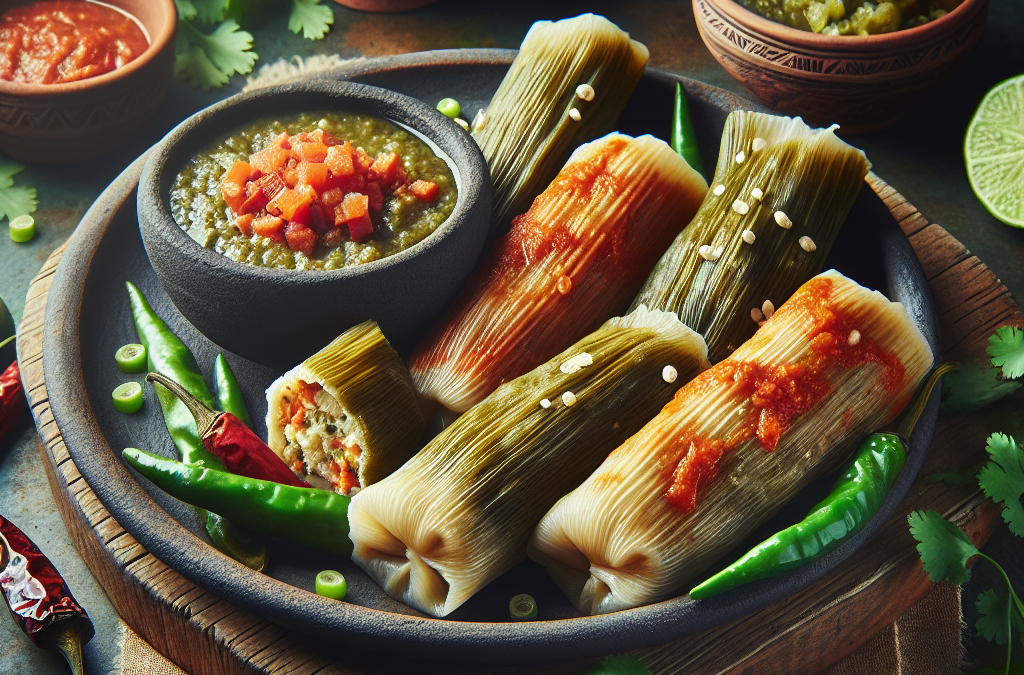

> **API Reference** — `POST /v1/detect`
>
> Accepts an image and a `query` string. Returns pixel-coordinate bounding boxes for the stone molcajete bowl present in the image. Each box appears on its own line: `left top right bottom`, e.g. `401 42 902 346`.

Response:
693 0 989 134
138 80 492 369
0 0 177 162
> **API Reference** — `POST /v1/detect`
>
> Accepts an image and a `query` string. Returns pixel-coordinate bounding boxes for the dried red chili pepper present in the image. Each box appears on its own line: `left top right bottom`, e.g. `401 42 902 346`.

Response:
1 514 94 674
146 372 308 488
0 360 25 441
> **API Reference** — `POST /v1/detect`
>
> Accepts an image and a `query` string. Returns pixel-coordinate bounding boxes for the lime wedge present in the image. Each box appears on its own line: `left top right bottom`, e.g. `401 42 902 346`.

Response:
965 74 1024 228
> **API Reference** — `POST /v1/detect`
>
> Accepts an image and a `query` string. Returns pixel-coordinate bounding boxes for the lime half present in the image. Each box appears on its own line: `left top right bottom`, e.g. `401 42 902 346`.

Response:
965 74 1024 228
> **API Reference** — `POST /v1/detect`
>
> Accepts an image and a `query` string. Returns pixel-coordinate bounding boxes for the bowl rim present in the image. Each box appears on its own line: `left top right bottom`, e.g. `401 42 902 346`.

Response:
0 0 177 96
138 79 487 285
701 0 985 50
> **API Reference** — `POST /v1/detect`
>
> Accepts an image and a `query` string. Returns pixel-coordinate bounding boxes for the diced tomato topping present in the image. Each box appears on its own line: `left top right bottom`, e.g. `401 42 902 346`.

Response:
297 161 331 192
270 132 291 150
255 173 286 201
337 462 359 494
308 202 333 235
320 130 341 147
324 142 354 178
285 221 317 256
369 152 406 188
282 167 299 188
288 204 311 227
221 161 252 212
353 146 372 172
342 192 369 221
320 187 344 209
330 438 342 450
238 189 269 216
347 213 374 241
250 146 290 174
294 141 328 163
290 407 306 428
233 213 255 236
409 179 440 203
269 185 316 221
252 215 285 242
364 181 384 212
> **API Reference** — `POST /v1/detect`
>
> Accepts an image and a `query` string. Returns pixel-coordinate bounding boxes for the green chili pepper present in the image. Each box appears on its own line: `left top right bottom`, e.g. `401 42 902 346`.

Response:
315 570 348 600
112 382 144 414
125 282 266 570
689 363 957 600
671 82 706 179
213 354 252 429
122 448 352 556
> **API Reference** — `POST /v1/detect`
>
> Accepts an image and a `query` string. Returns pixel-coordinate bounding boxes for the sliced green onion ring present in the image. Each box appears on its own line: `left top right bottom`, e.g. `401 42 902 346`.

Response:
9 215 35 243
315 570 347 600
112 382 144 414
115 343 148 373
509 593 538 621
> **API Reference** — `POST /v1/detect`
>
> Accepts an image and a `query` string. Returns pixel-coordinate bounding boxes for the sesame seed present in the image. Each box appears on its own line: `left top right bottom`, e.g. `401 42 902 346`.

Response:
540 398 552 409
751 188 764 201
741 229 756 244
762 300 774 319
752 137 767 152
732 199 750 215
799 236 817 252
557 275 572 294
662 365 678 383
848 330 861 346
750 307 764 323
568 108 582 122
698 244 714 261
454 118 470 131
713 184 726 196
774 211 793 229
713 246 724 259
560 352 593 374
735 151 745 164
561 391 577 407
575 84 595 101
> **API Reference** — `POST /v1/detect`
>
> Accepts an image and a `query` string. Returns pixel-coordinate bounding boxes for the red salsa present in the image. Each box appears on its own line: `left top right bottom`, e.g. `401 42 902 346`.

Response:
0 1 148 85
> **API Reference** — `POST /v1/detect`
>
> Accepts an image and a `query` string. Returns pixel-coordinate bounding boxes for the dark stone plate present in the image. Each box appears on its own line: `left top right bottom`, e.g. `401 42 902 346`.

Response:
42 49 939 666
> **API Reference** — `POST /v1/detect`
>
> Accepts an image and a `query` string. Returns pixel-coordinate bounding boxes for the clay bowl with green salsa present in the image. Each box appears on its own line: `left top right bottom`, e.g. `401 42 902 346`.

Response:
693 0 988 133
138 80 491 369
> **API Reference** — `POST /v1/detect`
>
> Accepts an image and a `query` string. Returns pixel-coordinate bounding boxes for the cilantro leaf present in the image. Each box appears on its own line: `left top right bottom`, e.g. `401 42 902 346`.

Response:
174 44 229 90
976 588 1024 647
174 0 197 21
289 0 334 40
175 19 257 90
979 433 1024 537
0 159 38 224
940 359 1021 416
193 0 229 24
988 326 1024 380
907 509 979 584
583 656 652 675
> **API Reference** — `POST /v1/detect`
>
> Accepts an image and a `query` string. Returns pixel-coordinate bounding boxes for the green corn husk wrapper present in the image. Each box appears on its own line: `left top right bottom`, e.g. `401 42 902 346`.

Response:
349 306 711 617
266 320 425 490
472 13 649 235
631 112 871 362
529 271 932 615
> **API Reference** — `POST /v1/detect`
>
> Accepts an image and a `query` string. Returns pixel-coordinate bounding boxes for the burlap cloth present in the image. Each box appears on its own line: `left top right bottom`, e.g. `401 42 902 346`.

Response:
117 582 964 675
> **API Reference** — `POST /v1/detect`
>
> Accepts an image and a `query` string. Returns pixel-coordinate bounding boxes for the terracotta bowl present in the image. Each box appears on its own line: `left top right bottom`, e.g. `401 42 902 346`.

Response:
137 80 492 370
693 0 988 134
0 0 176 162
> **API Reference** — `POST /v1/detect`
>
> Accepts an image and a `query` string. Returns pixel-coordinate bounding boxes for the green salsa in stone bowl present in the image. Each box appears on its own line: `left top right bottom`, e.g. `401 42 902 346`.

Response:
139 80 491 369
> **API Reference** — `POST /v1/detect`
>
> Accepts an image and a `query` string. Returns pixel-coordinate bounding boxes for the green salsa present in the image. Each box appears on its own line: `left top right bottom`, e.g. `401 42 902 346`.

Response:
738 0 961 34
170 112 458 270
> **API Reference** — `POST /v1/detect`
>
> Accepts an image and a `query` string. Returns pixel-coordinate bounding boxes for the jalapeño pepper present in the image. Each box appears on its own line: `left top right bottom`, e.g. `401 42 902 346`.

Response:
213 354 252 429
125 282 266 571
671 81 706 179
689 363 957 600
122 448 352 555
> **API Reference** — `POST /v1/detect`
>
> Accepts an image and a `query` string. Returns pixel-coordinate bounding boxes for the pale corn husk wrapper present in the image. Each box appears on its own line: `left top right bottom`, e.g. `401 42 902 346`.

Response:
349 307 711 617
473 13 649 234
409 133 708 414
266 321 425 488
529 270 932 615
632 112 871 362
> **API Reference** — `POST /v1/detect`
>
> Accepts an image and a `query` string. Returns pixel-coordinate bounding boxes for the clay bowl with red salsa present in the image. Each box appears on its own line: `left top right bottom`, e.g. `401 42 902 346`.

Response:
0 0 176 162
138 80 492 369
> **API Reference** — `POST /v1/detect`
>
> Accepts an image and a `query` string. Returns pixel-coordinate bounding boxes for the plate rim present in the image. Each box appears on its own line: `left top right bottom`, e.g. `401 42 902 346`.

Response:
41 49 940 664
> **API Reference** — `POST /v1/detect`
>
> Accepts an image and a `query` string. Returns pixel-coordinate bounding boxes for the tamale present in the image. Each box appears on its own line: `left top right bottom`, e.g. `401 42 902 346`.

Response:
472 14 649 234
631 112 871 362
348 307 710 617
265 321 425 495
528 270 932 614
409 133 708 414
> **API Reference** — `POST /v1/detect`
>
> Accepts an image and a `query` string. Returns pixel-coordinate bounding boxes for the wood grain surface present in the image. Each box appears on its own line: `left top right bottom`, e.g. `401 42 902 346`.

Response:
19 176 1017 675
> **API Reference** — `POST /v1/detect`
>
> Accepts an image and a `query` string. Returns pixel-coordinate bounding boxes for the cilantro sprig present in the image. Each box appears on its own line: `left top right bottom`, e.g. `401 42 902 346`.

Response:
0 158 38 225
909 433 1024 674
942 326 1024 415
172 0 334 90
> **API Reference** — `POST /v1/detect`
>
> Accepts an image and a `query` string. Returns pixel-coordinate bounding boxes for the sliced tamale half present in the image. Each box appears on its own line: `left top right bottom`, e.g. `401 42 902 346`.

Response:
409 132 708 414
631 112 871 362
266 320 425 495
349 306 711 617
472 13 649 235
529 270 932 615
